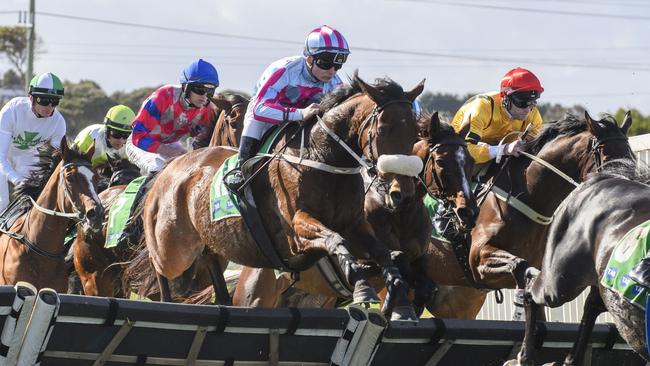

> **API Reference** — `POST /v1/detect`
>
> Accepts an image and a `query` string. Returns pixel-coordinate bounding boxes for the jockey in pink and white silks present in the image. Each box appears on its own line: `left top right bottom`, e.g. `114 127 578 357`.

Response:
225 25 350 190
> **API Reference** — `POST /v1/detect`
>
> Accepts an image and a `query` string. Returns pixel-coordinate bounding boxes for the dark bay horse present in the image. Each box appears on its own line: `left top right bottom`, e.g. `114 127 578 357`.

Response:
408 112 634 323
233 112 480 316
507 163 650 365
0 138 103 291
124 74 425 320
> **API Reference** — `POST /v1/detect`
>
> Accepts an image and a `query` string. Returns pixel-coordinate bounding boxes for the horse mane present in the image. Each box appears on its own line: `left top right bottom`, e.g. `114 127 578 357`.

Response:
574 159 650 197
222 93 249 107
14 142 88 200
418 111 457 144
13 143 62 200
319 71 406 113
528 113 619 155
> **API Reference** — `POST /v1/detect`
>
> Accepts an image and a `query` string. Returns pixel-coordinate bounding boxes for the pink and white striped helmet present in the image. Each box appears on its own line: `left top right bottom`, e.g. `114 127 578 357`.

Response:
303 25 350 57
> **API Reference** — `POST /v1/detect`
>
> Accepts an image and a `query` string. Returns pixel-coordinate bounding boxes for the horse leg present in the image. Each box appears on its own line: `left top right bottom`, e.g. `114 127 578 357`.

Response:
410 255 436 317
206 255 232 305
561 286 605 366
346 219 416 321
157 272 172 302
291 210 379 305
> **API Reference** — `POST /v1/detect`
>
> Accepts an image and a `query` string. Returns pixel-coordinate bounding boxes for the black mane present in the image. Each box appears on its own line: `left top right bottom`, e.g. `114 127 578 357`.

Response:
528 113 619 155
320 71 406 113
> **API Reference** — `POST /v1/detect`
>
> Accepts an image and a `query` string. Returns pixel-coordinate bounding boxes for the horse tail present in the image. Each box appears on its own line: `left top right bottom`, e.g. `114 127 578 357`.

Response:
121 236 158 299
182 286 214 305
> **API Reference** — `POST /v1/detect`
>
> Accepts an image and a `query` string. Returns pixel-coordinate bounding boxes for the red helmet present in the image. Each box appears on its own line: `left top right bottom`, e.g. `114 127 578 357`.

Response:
500 67 544 98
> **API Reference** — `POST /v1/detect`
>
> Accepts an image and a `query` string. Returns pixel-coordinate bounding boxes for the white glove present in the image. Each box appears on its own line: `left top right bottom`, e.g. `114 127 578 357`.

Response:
503 140 524 157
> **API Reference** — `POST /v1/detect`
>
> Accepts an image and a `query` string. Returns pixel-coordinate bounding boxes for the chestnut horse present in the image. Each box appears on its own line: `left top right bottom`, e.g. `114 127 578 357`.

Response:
0 138 103 291
507 162 650 365
233 112 481 317
124 74 425 320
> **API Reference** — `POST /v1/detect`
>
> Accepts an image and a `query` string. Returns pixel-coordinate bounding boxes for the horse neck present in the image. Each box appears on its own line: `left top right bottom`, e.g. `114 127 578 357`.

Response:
523 133 591 208
24 164 70 246
308 98 368 166
209 109 228 147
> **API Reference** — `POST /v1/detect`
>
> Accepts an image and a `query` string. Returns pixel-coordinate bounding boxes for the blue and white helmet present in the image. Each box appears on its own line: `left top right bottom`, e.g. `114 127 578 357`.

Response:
179 59 219 87
303 25 350 64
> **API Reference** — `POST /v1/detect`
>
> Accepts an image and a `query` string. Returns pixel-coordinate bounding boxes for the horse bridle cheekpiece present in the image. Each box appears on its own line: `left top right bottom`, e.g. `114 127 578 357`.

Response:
358 99 414 167
588 134 629 172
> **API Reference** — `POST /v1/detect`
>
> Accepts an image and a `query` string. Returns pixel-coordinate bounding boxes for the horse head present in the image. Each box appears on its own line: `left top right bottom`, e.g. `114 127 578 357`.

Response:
418 112 479 230
208 93 250 147
584 110 634 171
104 153 141 187
350 73 424 210
58 137 104 234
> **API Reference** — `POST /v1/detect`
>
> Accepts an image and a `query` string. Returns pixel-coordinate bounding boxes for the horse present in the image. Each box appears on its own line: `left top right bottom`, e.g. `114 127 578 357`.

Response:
506 162 650 365
0 138 103 291
232 111 481 317
411 112 634 323
123 74 426 320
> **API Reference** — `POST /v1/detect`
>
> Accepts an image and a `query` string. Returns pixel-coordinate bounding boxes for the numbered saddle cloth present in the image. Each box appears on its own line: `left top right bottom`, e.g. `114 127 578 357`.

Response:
105 176 146 248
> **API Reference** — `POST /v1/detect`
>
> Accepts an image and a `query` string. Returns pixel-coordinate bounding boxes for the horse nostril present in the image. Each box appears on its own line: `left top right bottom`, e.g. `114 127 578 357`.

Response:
390 191 402 204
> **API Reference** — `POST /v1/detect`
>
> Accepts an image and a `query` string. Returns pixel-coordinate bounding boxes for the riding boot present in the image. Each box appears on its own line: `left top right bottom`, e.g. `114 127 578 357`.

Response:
118 170 157 245
225 136 259 193
629 257 650 289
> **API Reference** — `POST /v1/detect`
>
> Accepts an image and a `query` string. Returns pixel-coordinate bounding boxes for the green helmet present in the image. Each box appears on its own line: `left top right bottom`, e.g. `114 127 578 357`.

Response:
104 105 135 132
29 72 64 98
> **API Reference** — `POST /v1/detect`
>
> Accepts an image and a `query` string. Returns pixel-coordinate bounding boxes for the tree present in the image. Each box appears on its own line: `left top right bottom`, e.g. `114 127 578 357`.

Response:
614 108 650 137
0 26 44 83
1 69 22 89
58 80 115 136
110 86 159 114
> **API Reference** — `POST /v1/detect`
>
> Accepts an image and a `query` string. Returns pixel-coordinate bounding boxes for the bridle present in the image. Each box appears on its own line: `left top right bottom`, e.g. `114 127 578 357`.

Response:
420 137 468 200
223 102 246 147
588 134 630 172
29 161 95 221
357 99 414 167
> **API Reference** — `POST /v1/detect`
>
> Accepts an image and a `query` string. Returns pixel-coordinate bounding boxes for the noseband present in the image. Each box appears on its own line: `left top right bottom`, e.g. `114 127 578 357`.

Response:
358 99 414 167
421 137 468 200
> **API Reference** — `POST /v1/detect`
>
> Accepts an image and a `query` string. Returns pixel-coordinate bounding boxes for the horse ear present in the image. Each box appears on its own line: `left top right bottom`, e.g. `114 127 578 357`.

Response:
354 72 386 105
429 111 441 137
620 110 633 136
584 110 602 135
210 95 232 113
405 79 426 102
60 136 69 159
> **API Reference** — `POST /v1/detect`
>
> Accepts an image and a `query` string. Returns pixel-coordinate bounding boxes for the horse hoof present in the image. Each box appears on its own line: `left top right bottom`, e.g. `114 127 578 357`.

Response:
390 305 418 322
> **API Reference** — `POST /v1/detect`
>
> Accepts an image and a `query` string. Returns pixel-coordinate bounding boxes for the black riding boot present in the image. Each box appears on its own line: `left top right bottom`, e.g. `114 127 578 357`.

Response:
225 136 259 193
629 257 650 289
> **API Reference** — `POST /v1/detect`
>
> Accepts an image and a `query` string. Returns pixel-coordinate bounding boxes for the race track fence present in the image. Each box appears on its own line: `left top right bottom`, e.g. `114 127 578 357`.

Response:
0 283 645 366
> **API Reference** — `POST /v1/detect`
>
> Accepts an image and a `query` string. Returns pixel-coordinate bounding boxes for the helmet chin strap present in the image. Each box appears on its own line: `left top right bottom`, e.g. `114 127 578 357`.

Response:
305 58 321 83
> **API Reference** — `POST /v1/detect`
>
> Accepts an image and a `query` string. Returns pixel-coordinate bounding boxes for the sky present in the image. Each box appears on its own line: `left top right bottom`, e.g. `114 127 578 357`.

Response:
2 0 650 115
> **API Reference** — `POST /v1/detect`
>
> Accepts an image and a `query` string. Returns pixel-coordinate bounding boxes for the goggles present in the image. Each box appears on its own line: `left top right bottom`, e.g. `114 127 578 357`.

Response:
108 129 130 140
34 96 60 107
313 52 347 71
188 83 216 97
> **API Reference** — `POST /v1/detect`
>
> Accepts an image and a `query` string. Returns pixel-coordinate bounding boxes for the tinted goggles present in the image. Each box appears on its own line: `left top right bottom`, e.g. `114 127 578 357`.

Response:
314 57 343 71
108 130 130 139
313 52 347 71
509 94 538 109
188 84 216 97
34 96 60 107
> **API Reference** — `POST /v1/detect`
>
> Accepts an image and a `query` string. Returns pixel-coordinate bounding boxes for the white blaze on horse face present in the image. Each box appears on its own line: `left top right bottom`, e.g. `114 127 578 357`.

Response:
455 148 472 197
79 165 101 204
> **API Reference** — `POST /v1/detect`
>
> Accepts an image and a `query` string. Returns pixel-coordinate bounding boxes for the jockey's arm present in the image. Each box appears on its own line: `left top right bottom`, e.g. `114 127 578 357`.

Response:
0 133 23 185
252 70 302 124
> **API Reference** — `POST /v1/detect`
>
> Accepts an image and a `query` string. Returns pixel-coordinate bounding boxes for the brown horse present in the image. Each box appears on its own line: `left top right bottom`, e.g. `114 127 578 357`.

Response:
208 93 249 148
124 74 425 320
0 138 103 291
416 110 634 322
507 162 650 365
233 112 481 317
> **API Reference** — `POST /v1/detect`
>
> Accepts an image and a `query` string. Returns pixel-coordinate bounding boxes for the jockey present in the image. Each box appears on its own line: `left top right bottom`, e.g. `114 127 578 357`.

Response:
73 104 135 169
125 58 219 175
451 67 544 166
225 25 350 192
432 68 544 237
119 59 219 243
0 72 66 212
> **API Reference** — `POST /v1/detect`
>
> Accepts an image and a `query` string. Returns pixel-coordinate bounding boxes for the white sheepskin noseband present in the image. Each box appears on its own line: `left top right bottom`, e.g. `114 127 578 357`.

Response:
376 154 423 177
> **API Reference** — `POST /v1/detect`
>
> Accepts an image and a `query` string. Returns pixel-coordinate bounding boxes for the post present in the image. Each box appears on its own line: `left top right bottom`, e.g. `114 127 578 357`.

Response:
24 0 35 91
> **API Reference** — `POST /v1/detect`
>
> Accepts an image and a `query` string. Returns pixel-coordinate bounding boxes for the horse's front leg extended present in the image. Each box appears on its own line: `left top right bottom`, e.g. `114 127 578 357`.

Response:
292 210 379 305
562 286 606 366
346 220 417 321
475 244 530 289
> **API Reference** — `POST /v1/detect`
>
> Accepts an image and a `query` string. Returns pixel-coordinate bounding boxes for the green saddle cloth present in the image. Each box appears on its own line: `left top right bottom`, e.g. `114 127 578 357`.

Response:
209 124 288 222
601 219 650 310
105 176 146 248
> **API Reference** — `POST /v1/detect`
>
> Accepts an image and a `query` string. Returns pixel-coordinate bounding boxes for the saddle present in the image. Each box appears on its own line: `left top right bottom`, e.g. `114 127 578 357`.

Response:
0 195 32 233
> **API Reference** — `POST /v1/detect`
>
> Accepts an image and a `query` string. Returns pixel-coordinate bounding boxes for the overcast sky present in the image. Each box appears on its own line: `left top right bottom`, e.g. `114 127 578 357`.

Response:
2 0 650 115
